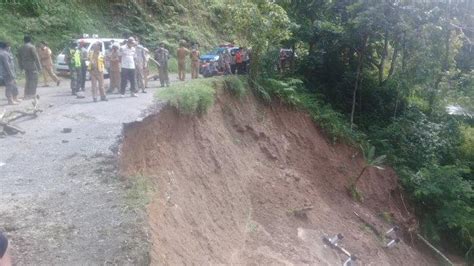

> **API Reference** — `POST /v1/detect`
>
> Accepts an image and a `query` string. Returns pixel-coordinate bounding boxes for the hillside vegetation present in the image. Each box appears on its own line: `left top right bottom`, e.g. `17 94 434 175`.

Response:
0 0 228 55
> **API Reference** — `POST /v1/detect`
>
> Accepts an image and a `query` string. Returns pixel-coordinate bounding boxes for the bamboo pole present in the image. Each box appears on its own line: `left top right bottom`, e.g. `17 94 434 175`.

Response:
416 234 454 266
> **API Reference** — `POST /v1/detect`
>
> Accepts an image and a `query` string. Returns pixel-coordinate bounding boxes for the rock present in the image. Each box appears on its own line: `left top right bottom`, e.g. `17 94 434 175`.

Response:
61 128 72 133
62 140 69 143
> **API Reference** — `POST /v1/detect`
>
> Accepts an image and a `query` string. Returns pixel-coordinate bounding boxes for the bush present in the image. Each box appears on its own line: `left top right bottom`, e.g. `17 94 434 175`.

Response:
300 93 365 144
401 165 473 257
223 76 246 98
156 79 215 115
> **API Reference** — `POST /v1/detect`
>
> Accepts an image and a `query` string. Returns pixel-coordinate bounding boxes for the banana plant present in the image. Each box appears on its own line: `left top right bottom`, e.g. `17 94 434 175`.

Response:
349 144 386 200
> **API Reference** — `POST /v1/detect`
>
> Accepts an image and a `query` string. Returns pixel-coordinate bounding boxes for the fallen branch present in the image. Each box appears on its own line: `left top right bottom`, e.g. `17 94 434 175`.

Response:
354 211 382 238
0 96 42 136
416 234 454 266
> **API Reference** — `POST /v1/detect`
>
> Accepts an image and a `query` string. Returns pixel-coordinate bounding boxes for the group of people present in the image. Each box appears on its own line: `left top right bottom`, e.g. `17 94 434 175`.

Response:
1 35 252 105
0 36 60 105
65 36 151 102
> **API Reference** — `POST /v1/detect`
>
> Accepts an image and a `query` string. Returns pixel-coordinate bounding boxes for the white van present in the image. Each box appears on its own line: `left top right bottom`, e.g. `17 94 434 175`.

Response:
55 38 125 78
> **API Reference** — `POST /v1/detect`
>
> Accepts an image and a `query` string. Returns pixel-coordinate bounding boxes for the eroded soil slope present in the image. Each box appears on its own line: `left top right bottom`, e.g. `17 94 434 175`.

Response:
120 90 436 265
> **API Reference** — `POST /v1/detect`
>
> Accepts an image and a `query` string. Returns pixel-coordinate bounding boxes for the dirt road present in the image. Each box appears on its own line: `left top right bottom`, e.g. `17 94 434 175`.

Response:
0 77 170 264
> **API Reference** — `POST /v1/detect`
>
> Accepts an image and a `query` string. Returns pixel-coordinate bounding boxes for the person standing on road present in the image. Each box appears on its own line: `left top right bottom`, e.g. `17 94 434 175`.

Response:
190 44 200 79
78 40 88 95
17 35 41 99
177 40 189 81
134 39 148 93
107 44 121 94
235 47 244 75
65 44 83 97
38 41 60 87
155 42 170 87
222 49 232 75
89 42 107 102
144 48 150 89
0 42 21 105
119 37 137 97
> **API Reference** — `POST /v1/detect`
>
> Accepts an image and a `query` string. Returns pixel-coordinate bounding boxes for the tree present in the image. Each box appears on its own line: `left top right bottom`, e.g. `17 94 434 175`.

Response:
230 0 291 83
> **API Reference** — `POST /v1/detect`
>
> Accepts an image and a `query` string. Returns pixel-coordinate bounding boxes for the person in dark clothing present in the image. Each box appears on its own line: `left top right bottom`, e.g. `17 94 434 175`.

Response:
79 40 88 92
17 35 41 99
0 41 20 104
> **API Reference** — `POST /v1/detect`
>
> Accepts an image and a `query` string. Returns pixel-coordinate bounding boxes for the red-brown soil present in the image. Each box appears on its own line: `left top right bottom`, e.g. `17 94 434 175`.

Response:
120 89 437 265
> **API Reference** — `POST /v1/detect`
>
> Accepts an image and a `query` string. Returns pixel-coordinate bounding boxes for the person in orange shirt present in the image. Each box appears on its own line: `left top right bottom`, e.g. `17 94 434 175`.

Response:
177 40 189 81
235 47 244 75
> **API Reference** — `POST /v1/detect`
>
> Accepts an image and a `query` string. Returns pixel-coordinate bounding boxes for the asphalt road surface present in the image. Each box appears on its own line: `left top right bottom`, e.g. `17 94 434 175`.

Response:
0 75 174 264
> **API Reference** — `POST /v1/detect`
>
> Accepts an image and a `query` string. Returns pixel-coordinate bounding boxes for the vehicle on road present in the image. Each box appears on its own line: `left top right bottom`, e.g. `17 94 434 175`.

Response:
55 37 125 78
199 44 239 75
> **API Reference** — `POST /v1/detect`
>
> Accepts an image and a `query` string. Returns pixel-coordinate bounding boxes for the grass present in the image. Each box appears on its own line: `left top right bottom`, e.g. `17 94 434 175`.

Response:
156 78 217 115
125 175 154 210
223 75 246 98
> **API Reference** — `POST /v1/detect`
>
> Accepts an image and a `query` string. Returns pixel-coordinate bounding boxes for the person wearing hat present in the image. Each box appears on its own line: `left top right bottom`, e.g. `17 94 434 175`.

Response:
154 42 170 87
190 43 200 79
88 42 107 102
119 37 138 97
107 43 121 94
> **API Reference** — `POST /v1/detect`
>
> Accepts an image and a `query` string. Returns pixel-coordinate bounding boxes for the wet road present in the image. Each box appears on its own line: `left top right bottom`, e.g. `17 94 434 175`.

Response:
0 76 171 264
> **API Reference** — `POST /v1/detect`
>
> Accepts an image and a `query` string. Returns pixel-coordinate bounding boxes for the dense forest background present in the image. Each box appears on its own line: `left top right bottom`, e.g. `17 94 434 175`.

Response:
0 0 472 261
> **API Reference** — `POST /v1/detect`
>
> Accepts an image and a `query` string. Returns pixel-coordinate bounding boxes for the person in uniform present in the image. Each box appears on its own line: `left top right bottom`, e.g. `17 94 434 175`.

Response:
38 41 60 87
88 42 107 102
17 35 41 99
144 48 150 89
222 49 232 75
0 41 20 105
134 38 148 93
190 44 200 79
177 40 189 81
155 42 170 87
107 44 121 94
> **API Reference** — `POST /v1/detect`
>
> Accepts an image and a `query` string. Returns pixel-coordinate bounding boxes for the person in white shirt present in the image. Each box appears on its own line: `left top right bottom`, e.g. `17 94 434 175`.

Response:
119 37 137 97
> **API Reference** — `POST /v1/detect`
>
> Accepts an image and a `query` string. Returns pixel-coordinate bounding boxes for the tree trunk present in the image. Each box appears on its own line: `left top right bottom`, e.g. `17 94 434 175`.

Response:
429 8 451 115
385 42 399 82
378 30 389 85
350 35 368 130
352 166 368 187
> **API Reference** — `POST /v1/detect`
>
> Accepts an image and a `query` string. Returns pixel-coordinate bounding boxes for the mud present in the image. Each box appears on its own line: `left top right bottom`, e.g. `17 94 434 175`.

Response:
120 89 438 265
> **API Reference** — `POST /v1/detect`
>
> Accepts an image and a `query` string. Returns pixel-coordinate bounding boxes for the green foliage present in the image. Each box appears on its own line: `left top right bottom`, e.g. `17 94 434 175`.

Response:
230 0 291 80
0 0 227 63
369 108 462 169
223 76 246 98
403 165 473 254
125 175 154 210
300 93 364 144
261 78 303 106
156 79 216 115
348 144 386 201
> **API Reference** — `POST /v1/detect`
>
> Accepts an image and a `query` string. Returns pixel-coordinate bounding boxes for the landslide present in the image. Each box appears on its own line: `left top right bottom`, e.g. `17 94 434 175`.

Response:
120 88 437 265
